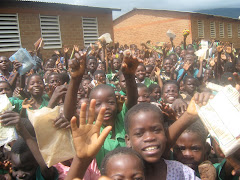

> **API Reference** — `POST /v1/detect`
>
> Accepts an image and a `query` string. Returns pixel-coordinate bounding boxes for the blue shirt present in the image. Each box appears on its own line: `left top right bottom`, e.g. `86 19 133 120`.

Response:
177 68 199 80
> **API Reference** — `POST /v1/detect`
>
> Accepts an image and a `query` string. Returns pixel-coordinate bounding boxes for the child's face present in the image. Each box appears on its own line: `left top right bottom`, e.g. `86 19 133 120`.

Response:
137 87 150 104
162 84 179 104
43 70 52 81
95 74 106 84
44 60 55 69
91 88 117 127
184 78 197 96
203 70 213 81
0 82 13 97
119 74 126 92
145 67 153 78
105 154 145 180
11 152 38 180
48 74 62 87
126 111 166 163
150 87 161 101
179 81 184 92
173 132 206 171
163 59 173 73
27 76 44 97
0 57 10 71
170 55 178 65
81 79 91 93
113 59 121 70
97 63 105 71
87 59 97 73
135 65 146 82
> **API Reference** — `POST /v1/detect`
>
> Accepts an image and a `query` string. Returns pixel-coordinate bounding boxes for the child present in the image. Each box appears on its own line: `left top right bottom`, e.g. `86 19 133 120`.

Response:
180 76 197 103
135 63 156 87
137 83 150 104
173 120 208 174
64 50 140 167
160 57 177 81
161 80 179 105
86 56 98 80
124 98 211 179
145 64 154 78
149 84 161 102
0 81 13 97
65 99 145 180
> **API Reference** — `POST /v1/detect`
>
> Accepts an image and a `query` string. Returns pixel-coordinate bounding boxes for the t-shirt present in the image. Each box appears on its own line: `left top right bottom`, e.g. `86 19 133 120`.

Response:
164 159 200 180
9 96 49 113
36 166 58 180
214 159 239 180
136 77 157 88
177 69 199 80
96 103 128 168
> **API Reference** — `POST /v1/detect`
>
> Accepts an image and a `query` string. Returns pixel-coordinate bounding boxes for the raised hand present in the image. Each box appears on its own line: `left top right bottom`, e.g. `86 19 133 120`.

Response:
68 52 86 79
64 47 69 54
71 99 112 159
73 45 79 52
22 98 34 109
121 50 143 75
187 92 214 115
217 45 223 53
116 95 126 113
226 46 232 54
0 111 21 127
13 60 22 72
183 61 191 71
155 67 161 76
53 113 70 129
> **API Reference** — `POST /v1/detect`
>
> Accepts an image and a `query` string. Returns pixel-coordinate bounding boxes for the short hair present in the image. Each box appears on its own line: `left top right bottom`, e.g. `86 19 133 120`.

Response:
162 80 179 92
89 84 115 100
0 81 13 91
100 147 145 175
137 63 146 70
184 119 208 143
183 75 196 84
124 103 163 134
11 137 36 164
46 72 59 83
220 72 235 86
146 64 154 69
148 84 160 93
93 70 105 77
163 57 172 64
86 56 97 64
26 74 43 88
59 72 70 84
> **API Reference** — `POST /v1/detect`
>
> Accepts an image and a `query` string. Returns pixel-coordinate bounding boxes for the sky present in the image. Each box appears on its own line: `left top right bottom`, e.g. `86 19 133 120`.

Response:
28 0 240 19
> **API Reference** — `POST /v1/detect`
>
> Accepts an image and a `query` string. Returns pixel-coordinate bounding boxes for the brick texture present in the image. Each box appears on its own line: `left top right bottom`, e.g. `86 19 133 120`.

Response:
114 9 240 49
0 2 114 60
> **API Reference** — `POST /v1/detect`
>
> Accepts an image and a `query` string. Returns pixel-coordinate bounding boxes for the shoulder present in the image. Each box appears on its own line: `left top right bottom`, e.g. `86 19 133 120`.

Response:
165 160 200 180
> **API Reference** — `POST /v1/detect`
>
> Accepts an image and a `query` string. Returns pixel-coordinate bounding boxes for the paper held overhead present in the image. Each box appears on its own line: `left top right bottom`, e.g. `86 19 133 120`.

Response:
166 30 176 40
196 84 240 157
98 33 112 44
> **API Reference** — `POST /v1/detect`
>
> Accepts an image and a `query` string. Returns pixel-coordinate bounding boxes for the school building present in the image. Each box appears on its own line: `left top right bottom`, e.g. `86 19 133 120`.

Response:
0 0 120 58
113 8 240 49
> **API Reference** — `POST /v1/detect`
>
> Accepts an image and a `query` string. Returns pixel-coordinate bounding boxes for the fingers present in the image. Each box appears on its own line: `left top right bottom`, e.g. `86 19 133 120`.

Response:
97 126 112 146
95 107 106 128
70 116 78 131
88 99 96 124
79 103 87 125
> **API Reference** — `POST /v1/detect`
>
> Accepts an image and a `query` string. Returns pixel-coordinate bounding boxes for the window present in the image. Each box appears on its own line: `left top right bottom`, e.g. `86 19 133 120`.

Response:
0 14 21 52
197 20 204 38
39 15 62 49
227 23 232 38
219 22 224 38
82 17 98 46
210 22 216 38
238 24 240 38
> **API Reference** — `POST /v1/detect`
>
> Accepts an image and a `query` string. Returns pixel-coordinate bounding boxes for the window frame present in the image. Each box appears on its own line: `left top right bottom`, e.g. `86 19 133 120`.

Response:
82 17 98 47
39 14 62 49
197 20 204 38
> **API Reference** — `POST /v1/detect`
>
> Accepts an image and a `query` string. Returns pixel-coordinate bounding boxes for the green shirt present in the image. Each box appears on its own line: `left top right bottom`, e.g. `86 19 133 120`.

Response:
144 77 157 88
96 103 128 168
214 159 239 180
36 166 58 180
9 96 49 113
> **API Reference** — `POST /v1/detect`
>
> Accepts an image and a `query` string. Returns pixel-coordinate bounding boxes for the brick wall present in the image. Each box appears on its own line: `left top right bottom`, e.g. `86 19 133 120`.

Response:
0 2 114 60
113 9 192 48
191 14 240 49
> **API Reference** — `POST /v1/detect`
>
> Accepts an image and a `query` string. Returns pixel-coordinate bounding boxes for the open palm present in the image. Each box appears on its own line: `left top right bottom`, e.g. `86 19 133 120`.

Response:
71 99 112 159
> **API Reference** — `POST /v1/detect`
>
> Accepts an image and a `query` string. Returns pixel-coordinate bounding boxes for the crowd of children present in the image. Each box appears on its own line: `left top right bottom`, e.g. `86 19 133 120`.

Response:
0 33 240 180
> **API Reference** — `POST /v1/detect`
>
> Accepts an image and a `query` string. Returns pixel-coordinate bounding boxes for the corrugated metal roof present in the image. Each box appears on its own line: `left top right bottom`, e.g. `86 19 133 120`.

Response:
114 8 240 22
14 0 121 11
